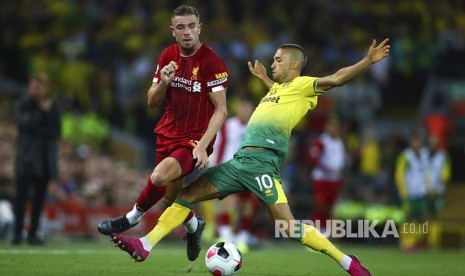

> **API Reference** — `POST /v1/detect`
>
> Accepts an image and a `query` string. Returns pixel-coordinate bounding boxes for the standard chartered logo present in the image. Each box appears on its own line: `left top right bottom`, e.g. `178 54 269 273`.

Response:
193 81 201 92
170 78 201 93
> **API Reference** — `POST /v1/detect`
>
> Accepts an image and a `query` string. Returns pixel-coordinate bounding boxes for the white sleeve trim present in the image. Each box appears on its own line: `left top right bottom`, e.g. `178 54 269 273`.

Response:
211 85 226 92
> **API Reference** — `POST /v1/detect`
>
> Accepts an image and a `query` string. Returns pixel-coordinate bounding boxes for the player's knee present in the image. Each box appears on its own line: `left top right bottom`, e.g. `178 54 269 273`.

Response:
150 172 168 185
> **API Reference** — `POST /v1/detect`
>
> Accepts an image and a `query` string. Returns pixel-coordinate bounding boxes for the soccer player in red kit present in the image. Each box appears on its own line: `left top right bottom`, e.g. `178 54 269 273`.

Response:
309 117 345 231
97 5 228 262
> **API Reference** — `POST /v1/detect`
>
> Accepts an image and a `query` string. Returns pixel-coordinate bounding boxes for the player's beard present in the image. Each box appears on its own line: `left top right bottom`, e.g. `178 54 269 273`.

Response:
272 73 281 83
178 36 200 56
272 71 290 84
181 45 193 53
179 40 198 56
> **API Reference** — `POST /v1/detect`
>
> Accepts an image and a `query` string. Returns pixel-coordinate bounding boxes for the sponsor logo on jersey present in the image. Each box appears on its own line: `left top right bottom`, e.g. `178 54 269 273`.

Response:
170 76 201 92
193 81 201 92
215 72 228 79
170 76 192 91
265 139 275 145
207 77 227 87
260 95 281 104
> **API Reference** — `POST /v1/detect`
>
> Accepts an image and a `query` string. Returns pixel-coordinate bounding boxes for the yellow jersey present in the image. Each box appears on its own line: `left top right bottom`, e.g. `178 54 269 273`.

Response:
240 76 323 156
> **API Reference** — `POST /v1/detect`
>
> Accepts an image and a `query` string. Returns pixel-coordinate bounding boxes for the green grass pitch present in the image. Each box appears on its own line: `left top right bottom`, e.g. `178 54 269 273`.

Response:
0 239 463 275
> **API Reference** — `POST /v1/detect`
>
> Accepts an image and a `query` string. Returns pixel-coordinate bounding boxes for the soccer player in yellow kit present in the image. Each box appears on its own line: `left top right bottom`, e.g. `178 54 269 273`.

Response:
110 39 390 276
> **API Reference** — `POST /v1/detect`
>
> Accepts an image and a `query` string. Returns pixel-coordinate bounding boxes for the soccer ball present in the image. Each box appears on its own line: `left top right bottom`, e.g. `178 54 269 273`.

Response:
205 242 242 275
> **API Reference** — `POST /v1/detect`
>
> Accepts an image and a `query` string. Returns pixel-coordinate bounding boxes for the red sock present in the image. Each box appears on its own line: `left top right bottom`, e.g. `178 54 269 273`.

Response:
238 216 252 231
135 178 167 212
183 210 195 223
217 213 230 226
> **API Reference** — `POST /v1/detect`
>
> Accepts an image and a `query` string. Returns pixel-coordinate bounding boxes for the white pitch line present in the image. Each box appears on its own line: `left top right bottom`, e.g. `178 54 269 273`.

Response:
0 249 114 255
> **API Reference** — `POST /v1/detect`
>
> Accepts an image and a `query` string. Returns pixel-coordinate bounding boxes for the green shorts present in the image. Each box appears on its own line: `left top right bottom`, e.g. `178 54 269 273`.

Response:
427 194 444 217
203 148 288 205
407 197 427 221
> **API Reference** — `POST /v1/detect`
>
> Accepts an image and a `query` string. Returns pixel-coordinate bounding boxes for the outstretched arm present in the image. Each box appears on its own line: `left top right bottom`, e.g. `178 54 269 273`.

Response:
248 60 274 90
317 38 390 92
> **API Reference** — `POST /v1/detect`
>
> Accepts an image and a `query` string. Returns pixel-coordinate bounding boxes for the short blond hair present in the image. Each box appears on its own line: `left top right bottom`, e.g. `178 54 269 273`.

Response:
172 5 200 21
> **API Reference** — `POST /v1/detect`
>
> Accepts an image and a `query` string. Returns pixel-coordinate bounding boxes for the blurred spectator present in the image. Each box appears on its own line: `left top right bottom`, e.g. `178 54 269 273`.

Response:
12 73 61 245
308 116 346 231
425 135 451 219
437 17 465 54
395 131 427 251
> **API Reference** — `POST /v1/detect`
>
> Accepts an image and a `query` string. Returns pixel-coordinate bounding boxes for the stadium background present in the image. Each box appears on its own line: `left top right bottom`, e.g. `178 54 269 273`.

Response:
0 0 464 251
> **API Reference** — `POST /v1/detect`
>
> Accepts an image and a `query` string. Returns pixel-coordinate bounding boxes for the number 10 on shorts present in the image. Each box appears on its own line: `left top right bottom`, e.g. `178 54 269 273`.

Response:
255 174 274 191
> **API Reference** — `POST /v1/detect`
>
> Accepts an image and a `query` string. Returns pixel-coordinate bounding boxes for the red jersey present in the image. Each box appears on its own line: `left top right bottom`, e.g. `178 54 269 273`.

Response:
211 117 247 166
309 133 345 182
152 44 228 146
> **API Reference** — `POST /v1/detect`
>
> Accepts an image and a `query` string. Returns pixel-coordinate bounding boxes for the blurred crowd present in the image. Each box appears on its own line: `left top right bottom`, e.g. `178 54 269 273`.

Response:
1 1 464 133
1 0 464 239
0 117 149 207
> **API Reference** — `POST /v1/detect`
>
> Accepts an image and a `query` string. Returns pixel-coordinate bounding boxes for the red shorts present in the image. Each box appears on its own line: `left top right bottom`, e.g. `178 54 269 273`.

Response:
235 191 260 210
155 138 213 177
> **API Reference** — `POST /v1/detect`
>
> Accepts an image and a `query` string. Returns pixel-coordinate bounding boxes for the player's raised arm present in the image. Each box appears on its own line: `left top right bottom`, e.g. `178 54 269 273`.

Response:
248 60 274 90
147 61 177 108
317 38 390 92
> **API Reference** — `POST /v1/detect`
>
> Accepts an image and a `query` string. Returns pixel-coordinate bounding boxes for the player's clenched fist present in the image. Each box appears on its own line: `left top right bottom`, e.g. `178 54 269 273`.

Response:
160 61 177 84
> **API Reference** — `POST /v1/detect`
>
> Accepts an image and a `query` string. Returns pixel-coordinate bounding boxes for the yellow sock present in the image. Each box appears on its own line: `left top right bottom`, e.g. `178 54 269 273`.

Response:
300 224 345 263
415 231 425 248
400 231 416 250
145 203 191 246
200 200 216 241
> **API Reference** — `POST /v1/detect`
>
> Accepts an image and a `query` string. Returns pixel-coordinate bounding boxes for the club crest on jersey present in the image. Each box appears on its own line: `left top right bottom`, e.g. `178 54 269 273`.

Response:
191 67 199 80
